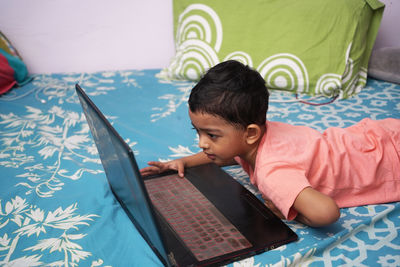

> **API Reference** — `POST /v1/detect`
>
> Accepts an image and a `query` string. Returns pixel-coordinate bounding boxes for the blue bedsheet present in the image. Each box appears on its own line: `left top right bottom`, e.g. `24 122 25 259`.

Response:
1 69 399 266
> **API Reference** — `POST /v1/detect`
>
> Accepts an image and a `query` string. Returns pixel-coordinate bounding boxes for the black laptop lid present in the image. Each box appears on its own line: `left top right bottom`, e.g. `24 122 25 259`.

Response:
75 84 170 266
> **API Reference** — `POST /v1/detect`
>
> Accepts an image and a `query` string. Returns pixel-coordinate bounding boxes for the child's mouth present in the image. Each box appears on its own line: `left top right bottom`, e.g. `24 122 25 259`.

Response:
206 153 216 160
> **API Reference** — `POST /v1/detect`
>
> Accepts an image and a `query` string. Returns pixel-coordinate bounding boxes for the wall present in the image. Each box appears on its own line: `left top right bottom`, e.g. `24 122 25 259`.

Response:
0 0 175 74
0 0 398 74
374 0 400 49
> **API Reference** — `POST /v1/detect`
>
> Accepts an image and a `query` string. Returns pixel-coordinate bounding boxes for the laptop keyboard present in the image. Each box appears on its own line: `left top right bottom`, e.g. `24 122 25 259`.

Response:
145 174 252 261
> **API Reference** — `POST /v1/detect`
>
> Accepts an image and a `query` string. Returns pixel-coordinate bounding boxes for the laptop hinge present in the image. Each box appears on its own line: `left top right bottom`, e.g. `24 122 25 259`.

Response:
168 252 178 267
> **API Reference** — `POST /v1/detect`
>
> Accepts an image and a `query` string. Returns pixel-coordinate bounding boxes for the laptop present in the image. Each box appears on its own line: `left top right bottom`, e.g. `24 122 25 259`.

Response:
75 84 297 266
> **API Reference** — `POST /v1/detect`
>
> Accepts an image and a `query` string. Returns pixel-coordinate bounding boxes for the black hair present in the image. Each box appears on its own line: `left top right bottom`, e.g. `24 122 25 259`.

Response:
188 60 269 129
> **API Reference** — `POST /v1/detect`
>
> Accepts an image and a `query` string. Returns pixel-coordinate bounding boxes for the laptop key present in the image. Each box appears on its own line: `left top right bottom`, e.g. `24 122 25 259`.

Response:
145 174 252 261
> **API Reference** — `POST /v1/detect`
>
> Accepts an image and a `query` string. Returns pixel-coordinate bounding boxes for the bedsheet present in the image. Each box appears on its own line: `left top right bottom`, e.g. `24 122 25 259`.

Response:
0 69 399 266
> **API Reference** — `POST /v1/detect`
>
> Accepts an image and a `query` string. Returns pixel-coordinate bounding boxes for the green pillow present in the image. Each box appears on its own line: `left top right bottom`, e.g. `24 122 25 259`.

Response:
159 0 384 99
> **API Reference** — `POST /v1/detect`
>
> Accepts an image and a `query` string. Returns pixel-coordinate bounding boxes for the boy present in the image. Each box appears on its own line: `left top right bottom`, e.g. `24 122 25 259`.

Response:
140 60 400 227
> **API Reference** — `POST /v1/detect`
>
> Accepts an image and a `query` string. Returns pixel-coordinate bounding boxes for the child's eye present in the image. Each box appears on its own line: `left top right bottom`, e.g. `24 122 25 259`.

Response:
208 133 218 139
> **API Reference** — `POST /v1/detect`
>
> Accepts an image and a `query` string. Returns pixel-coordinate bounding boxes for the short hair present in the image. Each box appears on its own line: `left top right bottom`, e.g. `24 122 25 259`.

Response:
188 60 269 129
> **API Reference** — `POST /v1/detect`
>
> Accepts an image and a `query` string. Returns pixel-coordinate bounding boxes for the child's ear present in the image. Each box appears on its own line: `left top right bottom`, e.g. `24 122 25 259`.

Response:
245 124 263 145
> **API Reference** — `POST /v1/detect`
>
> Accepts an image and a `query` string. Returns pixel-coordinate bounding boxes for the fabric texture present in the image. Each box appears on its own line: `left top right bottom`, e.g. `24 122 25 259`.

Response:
0 31 31 94
236 118 400 220
1 70 400 266
160 0 384 98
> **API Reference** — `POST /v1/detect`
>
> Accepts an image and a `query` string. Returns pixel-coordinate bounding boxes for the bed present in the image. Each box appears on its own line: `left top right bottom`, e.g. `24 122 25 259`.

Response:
1 69 399 266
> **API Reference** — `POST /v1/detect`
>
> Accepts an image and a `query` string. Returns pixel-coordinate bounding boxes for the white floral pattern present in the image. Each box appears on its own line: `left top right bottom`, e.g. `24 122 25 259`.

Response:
0 69 399 266
0 196 97 266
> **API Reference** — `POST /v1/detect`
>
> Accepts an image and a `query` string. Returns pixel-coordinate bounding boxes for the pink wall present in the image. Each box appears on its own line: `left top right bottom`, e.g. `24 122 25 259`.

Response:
0 0 175 74
374 0 400 49
0 0 398 74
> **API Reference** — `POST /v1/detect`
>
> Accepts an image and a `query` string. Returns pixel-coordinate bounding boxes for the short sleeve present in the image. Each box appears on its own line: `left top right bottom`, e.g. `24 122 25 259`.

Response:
256 165 311 220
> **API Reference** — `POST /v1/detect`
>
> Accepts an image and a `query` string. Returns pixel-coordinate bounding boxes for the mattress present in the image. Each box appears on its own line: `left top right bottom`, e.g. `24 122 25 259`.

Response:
1 69 399 266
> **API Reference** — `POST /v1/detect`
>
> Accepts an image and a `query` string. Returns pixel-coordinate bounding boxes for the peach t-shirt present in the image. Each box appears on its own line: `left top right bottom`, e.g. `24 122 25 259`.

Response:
236 118 400 220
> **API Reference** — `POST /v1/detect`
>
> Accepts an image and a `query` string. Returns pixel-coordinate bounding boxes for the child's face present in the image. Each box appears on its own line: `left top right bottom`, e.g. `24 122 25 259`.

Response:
189 110 248 164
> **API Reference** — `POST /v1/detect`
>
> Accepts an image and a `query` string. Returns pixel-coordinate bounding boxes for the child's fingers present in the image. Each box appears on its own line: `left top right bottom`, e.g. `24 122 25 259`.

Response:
147 161 164 168
139 166 159 176
143 160 185 177
176 162 185 178
174 160 185 178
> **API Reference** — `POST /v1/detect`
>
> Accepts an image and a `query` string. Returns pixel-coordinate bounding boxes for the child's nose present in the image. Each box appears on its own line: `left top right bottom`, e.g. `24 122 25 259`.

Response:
198 136 209 149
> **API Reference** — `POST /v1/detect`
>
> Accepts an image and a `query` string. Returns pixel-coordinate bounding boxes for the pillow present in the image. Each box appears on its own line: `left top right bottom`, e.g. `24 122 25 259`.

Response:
159 0 384 99
0 31 31 95
368 47 400 84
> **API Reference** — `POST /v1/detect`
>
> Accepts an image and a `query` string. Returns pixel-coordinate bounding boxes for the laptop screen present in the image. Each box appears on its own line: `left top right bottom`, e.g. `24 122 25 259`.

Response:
75 85 169 265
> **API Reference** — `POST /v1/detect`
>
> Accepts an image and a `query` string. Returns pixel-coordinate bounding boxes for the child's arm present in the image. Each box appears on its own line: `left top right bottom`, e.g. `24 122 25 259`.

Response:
140 152 237 177
292 187 340 227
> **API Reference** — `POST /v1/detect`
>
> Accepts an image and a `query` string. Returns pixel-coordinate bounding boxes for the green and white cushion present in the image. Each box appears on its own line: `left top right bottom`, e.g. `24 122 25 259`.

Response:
159 0 384 98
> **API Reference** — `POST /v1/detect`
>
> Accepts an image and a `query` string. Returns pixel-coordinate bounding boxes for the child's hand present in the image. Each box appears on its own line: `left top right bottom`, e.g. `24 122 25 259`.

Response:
264 199 285 219
140 159 186 178
262 195 285 219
